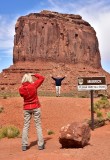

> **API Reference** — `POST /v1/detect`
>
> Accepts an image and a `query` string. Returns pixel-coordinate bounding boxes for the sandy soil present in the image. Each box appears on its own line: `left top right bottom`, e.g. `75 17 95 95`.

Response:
0 96 110 160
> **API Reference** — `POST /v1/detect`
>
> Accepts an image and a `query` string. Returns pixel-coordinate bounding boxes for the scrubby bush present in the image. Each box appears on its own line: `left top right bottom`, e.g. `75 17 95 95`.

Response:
96 109 103 121
47 130 54 135
88 96 110 129
94 96 110 111
87 119 105 129
107 112 110 120
0 106 4 113
0 125 20 139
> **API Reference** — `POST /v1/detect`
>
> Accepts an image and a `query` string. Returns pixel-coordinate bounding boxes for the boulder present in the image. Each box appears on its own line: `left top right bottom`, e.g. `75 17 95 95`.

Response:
59 122 91 148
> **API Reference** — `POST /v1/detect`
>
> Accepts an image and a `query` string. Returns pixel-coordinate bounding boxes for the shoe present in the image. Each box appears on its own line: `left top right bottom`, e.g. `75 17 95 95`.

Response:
22 146 27 151
38 144 45 150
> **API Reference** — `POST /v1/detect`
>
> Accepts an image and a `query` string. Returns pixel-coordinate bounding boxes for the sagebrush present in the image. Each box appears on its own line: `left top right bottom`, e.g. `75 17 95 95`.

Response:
0 125 20 139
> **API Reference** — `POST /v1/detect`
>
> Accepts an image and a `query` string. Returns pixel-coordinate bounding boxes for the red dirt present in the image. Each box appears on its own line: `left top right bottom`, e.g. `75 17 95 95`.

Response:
0 96 110 160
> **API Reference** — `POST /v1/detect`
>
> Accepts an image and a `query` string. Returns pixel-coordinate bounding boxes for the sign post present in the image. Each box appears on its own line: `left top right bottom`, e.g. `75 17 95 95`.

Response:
78 76 107 130
90 90 94 130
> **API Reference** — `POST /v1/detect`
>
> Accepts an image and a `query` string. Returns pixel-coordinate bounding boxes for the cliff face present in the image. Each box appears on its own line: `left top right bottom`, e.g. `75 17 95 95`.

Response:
13 10 101 68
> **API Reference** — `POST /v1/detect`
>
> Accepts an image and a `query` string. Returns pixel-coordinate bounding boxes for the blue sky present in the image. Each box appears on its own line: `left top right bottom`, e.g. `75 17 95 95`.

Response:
0 0 110 73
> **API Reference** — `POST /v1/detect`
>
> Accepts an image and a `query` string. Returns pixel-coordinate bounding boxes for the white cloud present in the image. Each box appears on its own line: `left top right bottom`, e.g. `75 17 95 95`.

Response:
75 1 110 71
0 15 17 56
45 0 110 72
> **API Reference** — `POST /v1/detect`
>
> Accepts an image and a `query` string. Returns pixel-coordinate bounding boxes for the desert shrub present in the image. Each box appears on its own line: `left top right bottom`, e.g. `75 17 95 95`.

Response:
0 125 20 139
94 96 110 111
47 130 54 135
107 112 110 120
87 119 105 129
93 104 98 113
78 92 89 98
88 96 110 129
96 109 103 120
0 106 4 113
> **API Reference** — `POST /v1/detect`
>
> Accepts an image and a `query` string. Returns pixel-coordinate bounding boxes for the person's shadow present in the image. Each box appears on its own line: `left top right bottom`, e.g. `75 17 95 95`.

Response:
29 137 52 148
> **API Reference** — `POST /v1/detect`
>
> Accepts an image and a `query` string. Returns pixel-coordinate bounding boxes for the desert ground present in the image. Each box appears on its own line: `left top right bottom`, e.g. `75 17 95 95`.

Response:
0 96 110 160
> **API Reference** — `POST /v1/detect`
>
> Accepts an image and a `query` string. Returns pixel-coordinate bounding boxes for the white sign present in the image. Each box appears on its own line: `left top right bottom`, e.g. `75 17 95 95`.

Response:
78 85 107 91
78 76 107 91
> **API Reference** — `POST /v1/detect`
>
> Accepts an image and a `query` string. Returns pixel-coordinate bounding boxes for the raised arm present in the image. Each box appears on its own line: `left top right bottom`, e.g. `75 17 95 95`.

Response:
51 76 56 81
33 73 45 88
60 76 65 81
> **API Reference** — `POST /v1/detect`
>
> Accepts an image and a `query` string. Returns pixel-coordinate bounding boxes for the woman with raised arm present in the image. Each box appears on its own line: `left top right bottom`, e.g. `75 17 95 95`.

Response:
19 73 45 151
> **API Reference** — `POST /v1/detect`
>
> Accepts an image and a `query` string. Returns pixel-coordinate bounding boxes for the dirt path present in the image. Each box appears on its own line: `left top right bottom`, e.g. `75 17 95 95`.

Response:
0 97 110 160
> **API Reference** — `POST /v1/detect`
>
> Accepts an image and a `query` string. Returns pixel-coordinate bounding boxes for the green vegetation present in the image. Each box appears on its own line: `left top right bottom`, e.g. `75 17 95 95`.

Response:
38 90 90 97
88 96 110 129
0 89 108 98
0 90 96 98
78 91 90 98
87 119 105 129
96 109 103 121
107 112 110 120
38 91 56 97
0 90 90 98
38 91 76 97
0 125 20 139
47 130 54 135
94 96 110 110
0 92 20 98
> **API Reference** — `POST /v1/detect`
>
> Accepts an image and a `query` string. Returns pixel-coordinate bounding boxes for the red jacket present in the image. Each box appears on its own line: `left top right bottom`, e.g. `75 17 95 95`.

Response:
19 74 45 110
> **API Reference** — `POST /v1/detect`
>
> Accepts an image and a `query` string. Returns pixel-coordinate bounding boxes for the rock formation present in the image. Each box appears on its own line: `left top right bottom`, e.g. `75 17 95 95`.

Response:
13 10 101 68
0 10 110 96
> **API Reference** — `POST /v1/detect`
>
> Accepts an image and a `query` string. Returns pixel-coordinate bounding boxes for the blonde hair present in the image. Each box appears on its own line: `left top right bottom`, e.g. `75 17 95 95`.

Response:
21 73 33 83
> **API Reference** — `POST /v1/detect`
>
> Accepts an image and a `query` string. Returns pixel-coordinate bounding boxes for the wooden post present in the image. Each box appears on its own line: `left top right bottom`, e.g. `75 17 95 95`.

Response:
90 90 94 130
